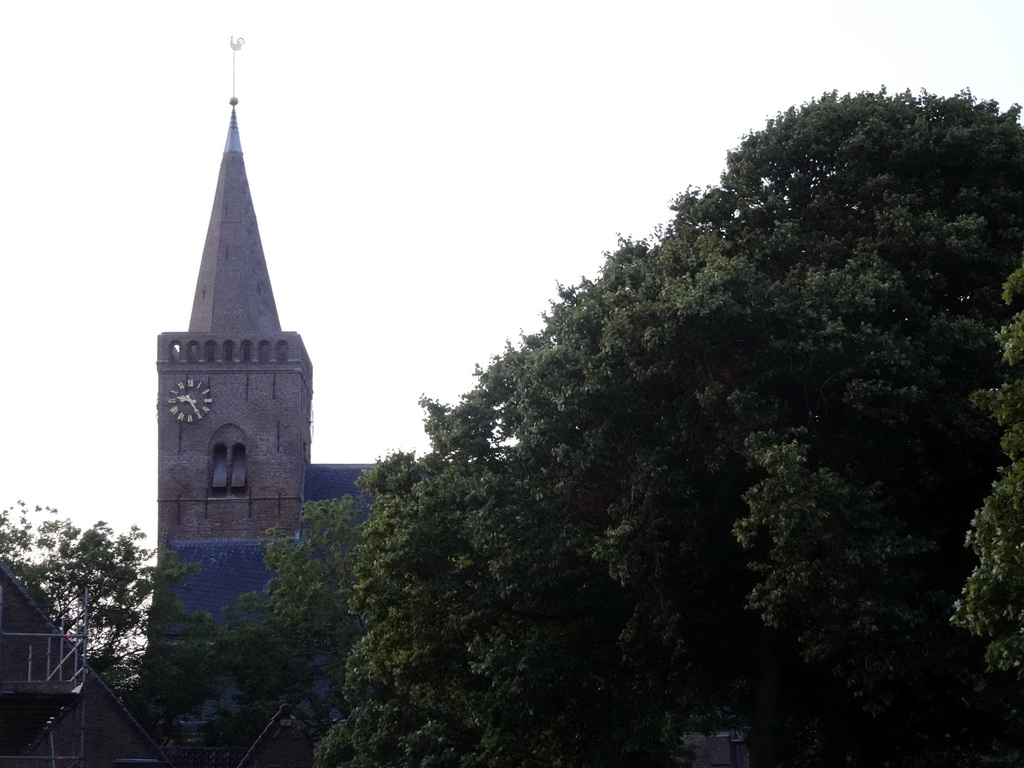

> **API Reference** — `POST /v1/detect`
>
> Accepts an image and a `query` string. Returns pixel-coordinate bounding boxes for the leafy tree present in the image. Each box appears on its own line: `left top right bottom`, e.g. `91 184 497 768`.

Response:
122 550 222 744
0 502 156 691
957 262 1024 675
203 497 364 746
339 91 1024 767
0 502 34 564
125 498 364 747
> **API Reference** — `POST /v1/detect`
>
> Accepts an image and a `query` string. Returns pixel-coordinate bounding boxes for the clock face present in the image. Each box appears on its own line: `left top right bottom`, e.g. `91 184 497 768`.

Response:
167 378 213 423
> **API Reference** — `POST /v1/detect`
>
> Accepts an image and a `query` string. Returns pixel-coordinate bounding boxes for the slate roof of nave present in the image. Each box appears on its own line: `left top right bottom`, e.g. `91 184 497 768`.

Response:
169 540 271 623
170 463 372 620
303 463 373 511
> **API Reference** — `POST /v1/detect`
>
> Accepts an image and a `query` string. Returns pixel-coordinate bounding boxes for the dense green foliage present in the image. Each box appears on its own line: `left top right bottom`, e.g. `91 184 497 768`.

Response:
0 502 156 691
336 91 1024 767
957 263 1024 675
130 498 365 747
206 497 364 745
124 551 222 743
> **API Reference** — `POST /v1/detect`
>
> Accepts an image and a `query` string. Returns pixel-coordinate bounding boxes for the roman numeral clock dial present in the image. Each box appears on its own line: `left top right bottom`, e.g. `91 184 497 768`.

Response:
167 378 213 423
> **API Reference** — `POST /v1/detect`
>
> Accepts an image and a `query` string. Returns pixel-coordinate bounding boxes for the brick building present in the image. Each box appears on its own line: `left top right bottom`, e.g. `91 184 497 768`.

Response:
152 100 750 768
156 102 368 610
0 560 168 768
149 102 370 764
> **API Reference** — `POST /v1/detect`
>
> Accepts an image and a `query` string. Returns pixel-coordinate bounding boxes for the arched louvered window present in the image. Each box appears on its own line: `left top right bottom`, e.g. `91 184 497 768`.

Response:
211 442 247 496
211 444 229 495
230 444 247 494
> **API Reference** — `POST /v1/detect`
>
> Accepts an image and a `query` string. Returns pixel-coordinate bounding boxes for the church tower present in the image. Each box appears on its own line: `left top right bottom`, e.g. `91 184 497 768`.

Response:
156 103 312 549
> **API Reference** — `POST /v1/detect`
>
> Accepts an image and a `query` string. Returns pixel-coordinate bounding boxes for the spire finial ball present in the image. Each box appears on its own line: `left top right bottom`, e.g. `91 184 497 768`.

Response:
229 97 239 106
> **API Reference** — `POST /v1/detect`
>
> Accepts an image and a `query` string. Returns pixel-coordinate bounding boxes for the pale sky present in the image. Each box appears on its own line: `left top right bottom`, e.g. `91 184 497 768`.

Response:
1 0 1022 540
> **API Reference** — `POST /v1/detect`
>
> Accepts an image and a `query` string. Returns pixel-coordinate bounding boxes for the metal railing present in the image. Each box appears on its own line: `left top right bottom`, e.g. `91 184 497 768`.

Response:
0 587 88 767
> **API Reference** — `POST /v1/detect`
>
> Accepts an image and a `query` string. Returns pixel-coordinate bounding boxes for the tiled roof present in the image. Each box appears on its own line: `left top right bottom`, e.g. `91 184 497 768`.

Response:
302 463 372 504
168 541 272 622
169 464 373 622
188 105 280 335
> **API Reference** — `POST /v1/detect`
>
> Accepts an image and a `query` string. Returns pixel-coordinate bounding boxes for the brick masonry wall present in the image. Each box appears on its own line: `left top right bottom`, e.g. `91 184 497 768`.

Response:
25 677 165 767
156 332 312 548
0 581 55 684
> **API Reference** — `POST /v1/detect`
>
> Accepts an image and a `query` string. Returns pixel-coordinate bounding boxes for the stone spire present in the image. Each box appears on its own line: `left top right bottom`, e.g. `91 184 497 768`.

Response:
188 102 281 333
